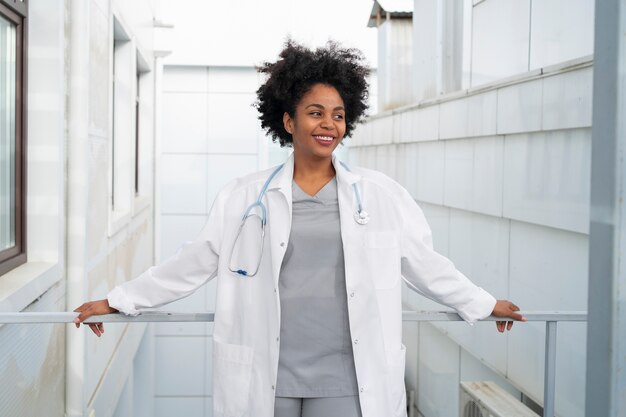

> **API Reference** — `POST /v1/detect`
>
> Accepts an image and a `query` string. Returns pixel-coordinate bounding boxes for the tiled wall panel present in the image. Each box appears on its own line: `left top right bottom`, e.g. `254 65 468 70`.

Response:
155 398 205 417
496 79 543 135
157 65 292 415
439 97 468 140
471 0 531 86
162 66 208 93
460 349 519 398
444 139 474 210
445 210 510 374
413 104 439 142
206 154 258 209
162 93 208 154
472 136 504 216
542 68 593 131
418 324 460 417
503 129 591 234
467 91 498 137
507 221 587 412
159 215 209 261
374 144 398 180
529 0 594 69
207 67 260 93
350 63 592 417
160 154 208 214
207 93 259 154
414 141 445 204
155 337 206 396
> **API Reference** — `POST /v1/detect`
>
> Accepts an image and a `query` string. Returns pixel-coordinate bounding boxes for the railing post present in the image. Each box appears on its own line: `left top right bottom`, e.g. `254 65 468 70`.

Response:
543 321 557 417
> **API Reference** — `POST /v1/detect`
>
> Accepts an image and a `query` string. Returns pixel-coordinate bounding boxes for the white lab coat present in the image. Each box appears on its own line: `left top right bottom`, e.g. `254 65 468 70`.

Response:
107 153 496 417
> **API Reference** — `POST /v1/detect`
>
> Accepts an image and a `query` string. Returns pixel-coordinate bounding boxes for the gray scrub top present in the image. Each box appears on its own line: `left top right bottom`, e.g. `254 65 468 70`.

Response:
275 177 359 398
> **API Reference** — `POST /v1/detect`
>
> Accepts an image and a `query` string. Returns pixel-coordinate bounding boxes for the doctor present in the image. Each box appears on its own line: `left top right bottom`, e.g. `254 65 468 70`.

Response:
74 41 525 417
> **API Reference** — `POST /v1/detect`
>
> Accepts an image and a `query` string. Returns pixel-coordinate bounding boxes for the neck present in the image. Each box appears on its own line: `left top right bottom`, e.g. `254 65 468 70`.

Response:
292 151 335 182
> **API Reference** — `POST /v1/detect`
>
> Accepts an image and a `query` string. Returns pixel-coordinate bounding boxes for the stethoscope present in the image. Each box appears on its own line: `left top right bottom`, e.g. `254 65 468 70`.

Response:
228 162 368 277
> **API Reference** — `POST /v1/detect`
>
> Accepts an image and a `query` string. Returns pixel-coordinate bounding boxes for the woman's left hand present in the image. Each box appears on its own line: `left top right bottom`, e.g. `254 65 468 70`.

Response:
491 300 526 332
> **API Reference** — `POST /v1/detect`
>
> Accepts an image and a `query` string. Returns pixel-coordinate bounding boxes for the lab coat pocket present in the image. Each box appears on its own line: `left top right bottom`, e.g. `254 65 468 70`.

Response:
386 344 407 417
363 231 400 289
213 340 254 417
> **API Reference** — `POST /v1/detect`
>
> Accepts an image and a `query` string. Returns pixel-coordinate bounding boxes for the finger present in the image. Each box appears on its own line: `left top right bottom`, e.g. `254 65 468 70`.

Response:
88 323 101 337
73 304 84 313
507 321 514 331
508 311 526 322
98 323 104 334
496 321 504 333
75 307 94 324
509 303 520 311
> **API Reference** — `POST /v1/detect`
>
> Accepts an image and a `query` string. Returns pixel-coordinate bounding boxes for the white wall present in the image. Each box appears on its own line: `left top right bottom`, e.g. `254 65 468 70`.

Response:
469 0 594 87
0 0 67 415
0 1 161 416
377 19 413 111
155 65 288 417
350 57 592 417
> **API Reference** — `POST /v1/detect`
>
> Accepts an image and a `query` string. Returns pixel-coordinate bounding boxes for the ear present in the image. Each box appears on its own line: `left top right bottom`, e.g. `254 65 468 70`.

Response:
283 112 293 135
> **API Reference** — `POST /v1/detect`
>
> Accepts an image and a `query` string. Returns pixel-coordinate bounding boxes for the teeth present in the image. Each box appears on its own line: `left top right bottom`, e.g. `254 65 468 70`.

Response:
314 135 334 141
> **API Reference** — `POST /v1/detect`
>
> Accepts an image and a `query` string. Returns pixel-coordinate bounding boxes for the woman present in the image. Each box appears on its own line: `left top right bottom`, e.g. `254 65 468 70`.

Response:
74 41 525 417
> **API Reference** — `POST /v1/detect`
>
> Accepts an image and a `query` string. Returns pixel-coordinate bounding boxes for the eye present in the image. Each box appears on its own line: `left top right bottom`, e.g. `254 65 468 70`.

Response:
334 114 345 120
309 111 322 117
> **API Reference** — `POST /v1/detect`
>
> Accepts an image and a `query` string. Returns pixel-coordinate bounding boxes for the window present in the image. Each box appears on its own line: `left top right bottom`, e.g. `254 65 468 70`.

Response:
109 17 132 232
134 70 140 196
0 1 26 276
109 17 151 234
134 50 149 201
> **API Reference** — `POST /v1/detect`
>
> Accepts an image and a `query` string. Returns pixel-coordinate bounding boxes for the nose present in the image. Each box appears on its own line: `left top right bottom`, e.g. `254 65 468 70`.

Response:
320 115 335 130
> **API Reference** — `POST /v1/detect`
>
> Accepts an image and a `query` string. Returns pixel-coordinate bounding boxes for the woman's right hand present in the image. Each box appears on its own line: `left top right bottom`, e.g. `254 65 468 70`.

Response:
73 299 118 337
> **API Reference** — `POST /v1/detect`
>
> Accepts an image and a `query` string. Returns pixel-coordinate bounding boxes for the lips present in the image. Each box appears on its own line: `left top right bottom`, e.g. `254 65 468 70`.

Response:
312 135 336 147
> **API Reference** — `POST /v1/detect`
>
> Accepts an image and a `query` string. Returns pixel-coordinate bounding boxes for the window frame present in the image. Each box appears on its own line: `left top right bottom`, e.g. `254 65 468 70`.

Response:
0 0 27 276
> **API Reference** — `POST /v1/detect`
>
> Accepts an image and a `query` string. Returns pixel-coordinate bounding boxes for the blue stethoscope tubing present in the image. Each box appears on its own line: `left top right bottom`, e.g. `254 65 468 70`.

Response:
228 161 368 276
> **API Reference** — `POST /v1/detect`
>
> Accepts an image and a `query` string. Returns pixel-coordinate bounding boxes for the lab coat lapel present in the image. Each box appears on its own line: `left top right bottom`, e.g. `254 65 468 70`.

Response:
333 155 363 240
266 153 294 285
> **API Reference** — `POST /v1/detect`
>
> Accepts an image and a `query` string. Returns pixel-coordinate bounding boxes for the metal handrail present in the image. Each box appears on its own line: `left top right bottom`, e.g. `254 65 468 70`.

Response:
0 310 587 417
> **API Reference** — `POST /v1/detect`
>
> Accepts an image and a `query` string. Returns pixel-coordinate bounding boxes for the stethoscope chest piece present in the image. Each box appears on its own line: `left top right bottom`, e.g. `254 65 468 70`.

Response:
354 210 369 225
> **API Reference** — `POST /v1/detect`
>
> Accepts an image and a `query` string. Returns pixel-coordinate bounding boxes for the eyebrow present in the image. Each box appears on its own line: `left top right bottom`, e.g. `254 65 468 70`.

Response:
305 103 345 111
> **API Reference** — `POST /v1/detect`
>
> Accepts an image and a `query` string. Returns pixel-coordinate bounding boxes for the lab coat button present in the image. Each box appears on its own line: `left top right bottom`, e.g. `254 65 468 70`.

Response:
272 385 275 390
349 292 355 298
360 386 365 393
353 338 358 345
276 337 280 342
280 242 286 247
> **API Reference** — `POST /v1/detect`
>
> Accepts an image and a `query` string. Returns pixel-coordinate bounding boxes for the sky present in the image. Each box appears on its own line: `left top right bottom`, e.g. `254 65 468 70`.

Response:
160 0 378 68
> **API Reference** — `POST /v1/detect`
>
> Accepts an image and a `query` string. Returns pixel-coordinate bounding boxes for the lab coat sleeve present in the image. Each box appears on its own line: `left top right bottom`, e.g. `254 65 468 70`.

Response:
398 188 496 324
107 187 229 315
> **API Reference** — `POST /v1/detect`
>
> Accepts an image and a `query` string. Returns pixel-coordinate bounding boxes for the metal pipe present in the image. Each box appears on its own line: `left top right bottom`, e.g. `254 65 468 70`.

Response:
65 1 90 416
543 321 557 417
0 311 587 324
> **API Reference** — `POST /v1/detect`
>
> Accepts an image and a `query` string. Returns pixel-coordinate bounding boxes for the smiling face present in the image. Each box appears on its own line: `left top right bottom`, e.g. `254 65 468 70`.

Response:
283 83 346 162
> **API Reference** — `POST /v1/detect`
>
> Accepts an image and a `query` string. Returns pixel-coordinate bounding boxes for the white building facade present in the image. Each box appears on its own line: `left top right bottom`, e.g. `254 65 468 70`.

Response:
351 1 594 416
0 1 163 416
1 1 601 416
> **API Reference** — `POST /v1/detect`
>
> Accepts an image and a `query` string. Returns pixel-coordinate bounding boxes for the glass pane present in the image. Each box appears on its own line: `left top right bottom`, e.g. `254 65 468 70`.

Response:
0 14 16 251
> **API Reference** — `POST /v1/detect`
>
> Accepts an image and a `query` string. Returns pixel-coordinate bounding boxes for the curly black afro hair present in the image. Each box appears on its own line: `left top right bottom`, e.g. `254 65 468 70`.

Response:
255 40 371 147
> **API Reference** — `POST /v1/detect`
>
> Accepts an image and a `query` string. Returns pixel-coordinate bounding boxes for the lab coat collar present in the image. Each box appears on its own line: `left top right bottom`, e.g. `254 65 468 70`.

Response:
268 152 362 191
332 153 362 186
